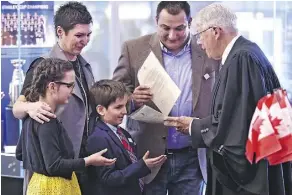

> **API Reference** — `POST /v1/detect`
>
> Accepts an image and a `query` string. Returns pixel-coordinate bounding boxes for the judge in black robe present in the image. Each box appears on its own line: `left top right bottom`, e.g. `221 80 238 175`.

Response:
164 3 292 195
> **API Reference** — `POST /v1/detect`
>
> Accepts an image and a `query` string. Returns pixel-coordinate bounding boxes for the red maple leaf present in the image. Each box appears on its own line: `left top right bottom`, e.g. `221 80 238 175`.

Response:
268 114 281 134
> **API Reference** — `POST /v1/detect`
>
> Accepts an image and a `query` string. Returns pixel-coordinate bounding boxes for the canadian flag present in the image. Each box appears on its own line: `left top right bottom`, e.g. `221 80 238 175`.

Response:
246 89 292 165
265 90 292 165
245 94 281 164
282 89 292 121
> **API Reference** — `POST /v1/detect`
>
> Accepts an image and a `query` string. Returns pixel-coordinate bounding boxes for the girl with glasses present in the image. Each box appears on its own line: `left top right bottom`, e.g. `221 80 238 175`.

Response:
16 58 116 195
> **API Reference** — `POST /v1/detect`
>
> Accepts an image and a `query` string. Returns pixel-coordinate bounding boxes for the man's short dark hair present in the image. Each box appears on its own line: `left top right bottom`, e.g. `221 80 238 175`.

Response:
156 1 191 20
54 1 92 37
89 79 130 109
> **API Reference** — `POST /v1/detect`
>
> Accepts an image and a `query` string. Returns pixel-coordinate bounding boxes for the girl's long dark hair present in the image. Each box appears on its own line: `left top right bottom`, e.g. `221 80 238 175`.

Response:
24 58 73 102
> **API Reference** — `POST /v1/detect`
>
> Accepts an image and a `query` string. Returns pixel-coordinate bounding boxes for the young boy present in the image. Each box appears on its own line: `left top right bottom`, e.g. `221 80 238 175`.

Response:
86 80 167 195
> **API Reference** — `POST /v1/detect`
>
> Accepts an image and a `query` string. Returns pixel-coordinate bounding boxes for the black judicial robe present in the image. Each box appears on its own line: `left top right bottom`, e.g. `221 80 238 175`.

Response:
191 36 292 195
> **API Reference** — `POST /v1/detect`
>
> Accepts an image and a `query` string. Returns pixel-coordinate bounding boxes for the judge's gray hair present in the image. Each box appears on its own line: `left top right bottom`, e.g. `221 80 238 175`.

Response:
194 3 237 32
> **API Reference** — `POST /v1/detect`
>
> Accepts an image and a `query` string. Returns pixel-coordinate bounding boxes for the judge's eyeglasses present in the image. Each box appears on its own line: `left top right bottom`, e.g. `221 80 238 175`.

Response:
194 26 215 43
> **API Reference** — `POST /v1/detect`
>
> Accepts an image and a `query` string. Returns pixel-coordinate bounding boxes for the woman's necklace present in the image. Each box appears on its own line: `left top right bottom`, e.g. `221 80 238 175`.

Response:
57 42 90 136
76 58 82 81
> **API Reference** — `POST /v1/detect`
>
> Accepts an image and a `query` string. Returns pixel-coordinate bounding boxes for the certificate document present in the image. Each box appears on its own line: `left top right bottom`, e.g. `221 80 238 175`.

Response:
129 105 166 123
137 51 181 116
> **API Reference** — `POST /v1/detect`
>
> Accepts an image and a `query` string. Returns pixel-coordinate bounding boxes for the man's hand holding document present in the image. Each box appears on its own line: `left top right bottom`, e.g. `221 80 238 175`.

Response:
129 51 181 123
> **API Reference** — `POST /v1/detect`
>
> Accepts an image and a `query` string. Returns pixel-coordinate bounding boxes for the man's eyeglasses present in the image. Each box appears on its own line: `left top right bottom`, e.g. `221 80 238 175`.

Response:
54 81 75 88
194 26 213 40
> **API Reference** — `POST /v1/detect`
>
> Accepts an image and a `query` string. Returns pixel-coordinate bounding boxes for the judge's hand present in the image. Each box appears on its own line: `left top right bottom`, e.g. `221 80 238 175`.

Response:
132 85 153 108
27 101 56 124
143 151 167 168
164 116 194 134
84 148 116 167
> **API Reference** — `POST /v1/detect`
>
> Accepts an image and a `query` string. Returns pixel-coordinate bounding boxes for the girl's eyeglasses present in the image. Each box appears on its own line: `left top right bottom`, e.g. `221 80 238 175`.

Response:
54 81 75 88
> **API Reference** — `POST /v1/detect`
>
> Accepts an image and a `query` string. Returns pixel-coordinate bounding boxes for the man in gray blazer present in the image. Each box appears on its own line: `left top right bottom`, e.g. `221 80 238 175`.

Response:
113 2 218 194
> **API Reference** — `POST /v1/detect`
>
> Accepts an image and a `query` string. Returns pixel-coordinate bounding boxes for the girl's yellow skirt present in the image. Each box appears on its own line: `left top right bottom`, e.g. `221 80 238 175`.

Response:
27 172 81 195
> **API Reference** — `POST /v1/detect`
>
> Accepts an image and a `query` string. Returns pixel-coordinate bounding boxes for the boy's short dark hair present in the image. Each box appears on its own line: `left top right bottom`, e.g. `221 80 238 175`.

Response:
54 1 92 37
90 79 130 109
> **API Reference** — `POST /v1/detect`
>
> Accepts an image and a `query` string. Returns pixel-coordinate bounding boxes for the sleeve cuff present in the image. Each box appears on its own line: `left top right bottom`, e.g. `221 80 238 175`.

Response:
190 117 212 148
189 119 193 135
74 158 86 172
139 159 151 176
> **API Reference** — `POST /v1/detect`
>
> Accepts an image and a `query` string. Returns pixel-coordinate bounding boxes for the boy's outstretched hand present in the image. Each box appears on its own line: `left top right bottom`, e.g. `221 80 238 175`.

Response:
84 148 117 167
143 151 167 168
